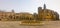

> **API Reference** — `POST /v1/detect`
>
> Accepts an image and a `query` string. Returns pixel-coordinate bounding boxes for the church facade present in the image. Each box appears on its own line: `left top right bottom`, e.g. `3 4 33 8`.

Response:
38 4 59 21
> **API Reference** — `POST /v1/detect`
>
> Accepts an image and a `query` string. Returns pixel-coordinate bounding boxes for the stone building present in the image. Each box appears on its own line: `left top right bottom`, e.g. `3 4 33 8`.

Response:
15 12 33 21
0 11 15 21
38 4 59 21
0 10 33 21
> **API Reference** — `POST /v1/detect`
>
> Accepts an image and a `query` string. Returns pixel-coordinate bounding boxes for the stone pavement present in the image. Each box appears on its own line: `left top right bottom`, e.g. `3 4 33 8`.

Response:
0 21 60 28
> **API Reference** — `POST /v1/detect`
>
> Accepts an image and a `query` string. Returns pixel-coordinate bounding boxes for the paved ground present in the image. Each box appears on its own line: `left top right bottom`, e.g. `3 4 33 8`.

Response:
0 21 60 28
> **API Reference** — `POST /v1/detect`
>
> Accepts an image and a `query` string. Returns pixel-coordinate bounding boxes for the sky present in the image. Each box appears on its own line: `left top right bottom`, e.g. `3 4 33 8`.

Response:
0 0 60 15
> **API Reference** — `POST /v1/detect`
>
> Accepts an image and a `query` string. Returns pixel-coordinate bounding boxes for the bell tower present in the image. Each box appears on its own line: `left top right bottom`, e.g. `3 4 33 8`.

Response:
44 4 46 9
12 9 15 13
38 7 42 14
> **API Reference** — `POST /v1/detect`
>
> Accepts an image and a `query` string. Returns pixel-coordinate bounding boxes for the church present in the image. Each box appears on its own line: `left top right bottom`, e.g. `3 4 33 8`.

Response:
38 4 59 21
